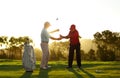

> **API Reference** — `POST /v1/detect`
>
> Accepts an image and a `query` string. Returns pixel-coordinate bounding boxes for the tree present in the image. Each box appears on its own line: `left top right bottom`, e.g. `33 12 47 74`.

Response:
49 41 69 60
88 49 96 61
94 30 119 61
0 36 8 48
0 36 8 58
8 36 33 59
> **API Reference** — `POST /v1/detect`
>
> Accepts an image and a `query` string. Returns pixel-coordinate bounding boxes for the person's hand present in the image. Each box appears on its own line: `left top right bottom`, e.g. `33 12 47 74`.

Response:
60 34 63 38
56 34 63 40
79 36 82 38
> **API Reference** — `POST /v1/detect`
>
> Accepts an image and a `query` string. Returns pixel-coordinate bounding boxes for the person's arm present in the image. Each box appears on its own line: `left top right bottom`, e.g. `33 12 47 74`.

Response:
60 31 70 39
50 36 62 40
49 29 59 33
79 36 82 38
60 35 69 39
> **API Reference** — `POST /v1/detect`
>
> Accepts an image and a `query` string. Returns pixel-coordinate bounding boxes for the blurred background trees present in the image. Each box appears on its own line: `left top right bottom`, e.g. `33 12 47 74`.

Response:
94 30 120 61
0 30 120 61
0 36 33 59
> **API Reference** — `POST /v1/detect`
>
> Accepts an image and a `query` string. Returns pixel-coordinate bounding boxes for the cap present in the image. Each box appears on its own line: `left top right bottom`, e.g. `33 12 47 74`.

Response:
44 21 51 26
70 24 76 30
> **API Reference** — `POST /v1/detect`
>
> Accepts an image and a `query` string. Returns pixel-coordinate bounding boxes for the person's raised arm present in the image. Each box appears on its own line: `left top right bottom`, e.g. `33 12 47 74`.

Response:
49 29 59 33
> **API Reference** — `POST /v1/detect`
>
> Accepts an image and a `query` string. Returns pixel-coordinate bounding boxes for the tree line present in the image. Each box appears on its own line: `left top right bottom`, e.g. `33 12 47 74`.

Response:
0 36 33 59
0 30 120 61
93 30 120 61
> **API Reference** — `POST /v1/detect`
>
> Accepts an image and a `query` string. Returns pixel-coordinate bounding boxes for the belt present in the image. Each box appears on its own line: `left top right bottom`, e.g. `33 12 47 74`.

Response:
42 41 48 43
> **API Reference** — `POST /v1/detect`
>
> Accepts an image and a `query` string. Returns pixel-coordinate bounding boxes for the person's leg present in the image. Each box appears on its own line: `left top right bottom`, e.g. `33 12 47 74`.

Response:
68 45 74 68
40 43 48 69
44 44 49 67
76 44 81 68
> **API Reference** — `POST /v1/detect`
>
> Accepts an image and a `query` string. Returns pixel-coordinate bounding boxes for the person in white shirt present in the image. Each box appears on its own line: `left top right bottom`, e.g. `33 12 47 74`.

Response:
40 21 61 69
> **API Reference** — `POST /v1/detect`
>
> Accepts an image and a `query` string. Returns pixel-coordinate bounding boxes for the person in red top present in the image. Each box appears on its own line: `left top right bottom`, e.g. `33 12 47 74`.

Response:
60 24 81 69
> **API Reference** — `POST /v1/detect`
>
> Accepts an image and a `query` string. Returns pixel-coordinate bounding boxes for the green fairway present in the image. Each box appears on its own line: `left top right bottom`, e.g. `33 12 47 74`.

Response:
0 59 120 78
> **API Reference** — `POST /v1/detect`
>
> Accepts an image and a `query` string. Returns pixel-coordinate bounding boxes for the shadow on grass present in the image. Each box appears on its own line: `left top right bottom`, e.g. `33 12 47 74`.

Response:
1 60 120 78
67 68 83 78
82 63 103 68
0 65 22 71
38 68 51 78
37 63 65 78
82 61 120 69
20 72 32 78
80 68 95 78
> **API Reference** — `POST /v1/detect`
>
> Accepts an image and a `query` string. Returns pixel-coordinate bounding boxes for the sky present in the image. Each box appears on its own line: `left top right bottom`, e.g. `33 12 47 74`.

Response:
0 0 120 47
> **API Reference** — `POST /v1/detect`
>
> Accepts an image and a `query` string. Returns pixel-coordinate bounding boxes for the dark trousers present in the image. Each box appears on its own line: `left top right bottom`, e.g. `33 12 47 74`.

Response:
68 43 81 67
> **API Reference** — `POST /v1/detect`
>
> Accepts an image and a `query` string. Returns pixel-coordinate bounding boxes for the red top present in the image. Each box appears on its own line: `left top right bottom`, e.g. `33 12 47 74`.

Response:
68 29 80 45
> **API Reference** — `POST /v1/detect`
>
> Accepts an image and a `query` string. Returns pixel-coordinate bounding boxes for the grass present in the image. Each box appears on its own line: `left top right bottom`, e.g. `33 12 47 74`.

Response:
0 59 120 78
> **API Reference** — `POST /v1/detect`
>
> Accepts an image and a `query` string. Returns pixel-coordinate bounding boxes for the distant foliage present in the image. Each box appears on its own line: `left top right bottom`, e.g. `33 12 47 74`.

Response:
0 36 33 59
94 30 120 61
49 41 69 61
1 31 120 61
88 49 96 61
